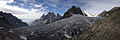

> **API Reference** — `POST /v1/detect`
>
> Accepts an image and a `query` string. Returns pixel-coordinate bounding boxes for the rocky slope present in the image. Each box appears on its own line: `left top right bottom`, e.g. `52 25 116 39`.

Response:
31 12 62 25
68 7 120 40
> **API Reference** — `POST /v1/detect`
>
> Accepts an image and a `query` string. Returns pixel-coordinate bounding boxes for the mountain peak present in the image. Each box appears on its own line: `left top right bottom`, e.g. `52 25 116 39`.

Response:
62 5 87 18
47 12 56 17
71 5 77 9
31 12 62 25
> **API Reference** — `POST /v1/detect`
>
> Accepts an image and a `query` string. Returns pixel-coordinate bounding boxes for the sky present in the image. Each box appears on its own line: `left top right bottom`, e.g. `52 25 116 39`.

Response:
0 0 120 23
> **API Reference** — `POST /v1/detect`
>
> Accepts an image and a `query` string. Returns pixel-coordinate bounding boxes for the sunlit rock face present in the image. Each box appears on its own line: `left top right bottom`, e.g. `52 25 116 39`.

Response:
62 5 87 18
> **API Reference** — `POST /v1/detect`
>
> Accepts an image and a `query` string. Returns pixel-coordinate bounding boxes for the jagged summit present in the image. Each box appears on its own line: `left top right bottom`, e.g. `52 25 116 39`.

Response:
31 12 62 25
62 5 87 18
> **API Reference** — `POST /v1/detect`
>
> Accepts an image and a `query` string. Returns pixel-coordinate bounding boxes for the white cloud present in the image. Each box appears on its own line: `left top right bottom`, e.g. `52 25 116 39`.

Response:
33 4 42 7
0 5 30 14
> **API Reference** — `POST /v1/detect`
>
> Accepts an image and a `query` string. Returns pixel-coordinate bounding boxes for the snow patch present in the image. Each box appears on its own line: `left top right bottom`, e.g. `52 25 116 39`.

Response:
64 34 72 38
106 14 109 16
9 29 13 32
20 35 27 40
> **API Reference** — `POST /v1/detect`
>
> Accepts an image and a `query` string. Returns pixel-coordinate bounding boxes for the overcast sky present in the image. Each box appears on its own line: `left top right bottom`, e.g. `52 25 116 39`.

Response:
0 0 120 23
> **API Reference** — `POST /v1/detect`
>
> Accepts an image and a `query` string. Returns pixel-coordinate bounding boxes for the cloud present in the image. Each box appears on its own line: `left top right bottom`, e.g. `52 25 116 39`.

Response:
34 4 42 7
0 5 30 14
0 0 14 4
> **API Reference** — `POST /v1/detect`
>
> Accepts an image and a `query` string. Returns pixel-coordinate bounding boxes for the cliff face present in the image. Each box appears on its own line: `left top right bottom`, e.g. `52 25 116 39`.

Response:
69 7 120 40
